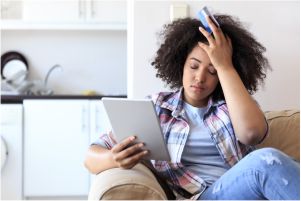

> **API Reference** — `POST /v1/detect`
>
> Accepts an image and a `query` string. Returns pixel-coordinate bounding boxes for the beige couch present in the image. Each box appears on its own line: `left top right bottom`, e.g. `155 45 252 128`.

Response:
88 110 300 200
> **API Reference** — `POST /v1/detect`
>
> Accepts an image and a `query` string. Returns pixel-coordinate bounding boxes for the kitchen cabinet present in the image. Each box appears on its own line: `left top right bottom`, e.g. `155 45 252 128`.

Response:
23 99 112 198
22 0 81 23
23 99 109 198
0 1 23 20
1 0 127 30
85 0 127 24
89 100 112 144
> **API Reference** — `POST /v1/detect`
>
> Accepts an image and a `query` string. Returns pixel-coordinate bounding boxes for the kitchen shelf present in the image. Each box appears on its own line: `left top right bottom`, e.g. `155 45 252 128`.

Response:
0 21 127 31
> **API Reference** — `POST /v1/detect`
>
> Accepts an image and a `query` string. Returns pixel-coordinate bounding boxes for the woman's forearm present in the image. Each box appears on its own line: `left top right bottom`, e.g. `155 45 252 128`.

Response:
84 145 118 174
217 66 267 145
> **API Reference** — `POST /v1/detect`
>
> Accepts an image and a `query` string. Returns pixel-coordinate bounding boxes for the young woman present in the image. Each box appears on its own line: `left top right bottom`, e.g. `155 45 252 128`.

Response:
85 14 300 200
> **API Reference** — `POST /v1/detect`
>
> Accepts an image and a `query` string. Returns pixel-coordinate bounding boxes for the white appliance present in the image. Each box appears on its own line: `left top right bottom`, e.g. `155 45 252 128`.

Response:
1 104 23 200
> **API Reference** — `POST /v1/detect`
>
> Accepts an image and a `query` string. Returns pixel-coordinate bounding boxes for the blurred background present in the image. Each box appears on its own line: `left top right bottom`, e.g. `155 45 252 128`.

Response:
1 0 299 200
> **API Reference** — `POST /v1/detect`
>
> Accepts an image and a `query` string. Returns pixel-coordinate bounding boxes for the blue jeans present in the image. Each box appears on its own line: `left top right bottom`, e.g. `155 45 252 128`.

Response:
198 148 300 200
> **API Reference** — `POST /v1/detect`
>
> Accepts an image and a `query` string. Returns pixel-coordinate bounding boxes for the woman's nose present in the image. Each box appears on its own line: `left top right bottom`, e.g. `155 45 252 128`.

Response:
195 69 206 83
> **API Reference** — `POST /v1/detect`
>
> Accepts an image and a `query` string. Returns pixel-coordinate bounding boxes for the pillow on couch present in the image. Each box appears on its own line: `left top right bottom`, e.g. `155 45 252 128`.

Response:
257 110 300 161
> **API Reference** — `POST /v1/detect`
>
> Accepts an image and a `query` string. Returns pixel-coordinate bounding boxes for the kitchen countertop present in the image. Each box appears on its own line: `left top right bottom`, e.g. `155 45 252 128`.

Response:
1 94 127 104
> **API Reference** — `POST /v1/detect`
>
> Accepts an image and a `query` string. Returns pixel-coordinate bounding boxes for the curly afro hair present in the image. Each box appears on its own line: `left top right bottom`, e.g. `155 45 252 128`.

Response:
151 15 271 101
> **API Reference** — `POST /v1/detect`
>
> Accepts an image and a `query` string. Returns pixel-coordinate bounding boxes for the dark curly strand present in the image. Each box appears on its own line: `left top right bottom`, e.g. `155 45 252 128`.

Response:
151 15 270 101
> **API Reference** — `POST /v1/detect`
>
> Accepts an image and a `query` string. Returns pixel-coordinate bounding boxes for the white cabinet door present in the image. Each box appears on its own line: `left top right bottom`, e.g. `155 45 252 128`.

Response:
1 0 127 30
1 1 23 19
23 100 90 197
87 0 127 24
89 100 112 144
22 0 82 23
89 100 112 186
19 0 127 23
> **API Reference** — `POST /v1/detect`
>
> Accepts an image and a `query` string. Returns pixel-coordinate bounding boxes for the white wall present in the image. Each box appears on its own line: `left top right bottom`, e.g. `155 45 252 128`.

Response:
1 30 127 95
130 0 300 111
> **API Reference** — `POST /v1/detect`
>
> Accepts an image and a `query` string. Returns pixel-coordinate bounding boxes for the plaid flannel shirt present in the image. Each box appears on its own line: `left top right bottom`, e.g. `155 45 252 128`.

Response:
95 88 261 199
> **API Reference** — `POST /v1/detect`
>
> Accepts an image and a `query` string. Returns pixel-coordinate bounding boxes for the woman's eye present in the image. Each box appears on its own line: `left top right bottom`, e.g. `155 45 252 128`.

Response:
190 65 198 69
208 67 217 75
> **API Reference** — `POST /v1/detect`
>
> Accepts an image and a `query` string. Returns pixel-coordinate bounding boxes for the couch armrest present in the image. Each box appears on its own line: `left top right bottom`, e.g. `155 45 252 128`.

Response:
88 163 167 200
257 110 300 161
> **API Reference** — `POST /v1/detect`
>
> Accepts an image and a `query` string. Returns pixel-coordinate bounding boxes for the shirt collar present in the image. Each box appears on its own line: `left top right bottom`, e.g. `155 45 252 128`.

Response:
160 87 226 118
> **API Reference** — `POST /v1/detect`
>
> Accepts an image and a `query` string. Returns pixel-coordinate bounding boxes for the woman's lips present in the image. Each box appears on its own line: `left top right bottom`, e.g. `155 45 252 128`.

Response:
191 85 205 92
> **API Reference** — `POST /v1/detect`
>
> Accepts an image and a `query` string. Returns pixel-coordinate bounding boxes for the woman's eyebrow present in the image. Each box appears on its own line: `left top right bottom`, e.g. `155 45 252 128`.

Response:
190 57 213 66
190 57 201 63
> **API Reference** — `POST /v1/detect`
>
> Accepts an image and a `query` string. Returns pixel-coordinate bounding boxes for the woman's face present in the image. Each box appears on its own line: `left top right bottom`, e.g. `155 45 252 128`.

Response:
182 45 219 107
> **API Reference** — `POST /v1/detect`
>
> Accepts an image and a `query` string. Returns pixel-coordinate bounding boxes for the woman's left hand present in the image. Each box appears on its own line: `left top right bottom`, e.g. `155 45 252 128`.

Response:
198 16 233 71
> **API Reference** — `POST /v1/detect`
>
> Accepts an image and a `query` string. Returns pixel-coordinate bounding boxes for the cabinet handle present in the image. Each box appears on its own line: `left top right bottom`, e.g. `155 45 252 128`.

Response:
95 107 100 133
81 105 89 133
91 0 95 18
78 0 84 18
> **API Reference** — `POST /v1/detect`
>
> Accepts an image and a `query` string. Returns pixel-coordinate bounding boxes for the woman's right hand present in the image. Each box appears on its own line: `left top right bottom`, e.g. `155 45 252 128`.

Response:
110 136 149 169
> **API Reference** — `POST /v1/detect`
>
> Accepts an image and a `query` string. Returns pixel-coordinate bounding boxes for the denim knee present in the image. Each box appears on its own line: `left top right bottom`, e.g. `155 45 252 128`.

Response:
251 147 285 157
245 147 289 168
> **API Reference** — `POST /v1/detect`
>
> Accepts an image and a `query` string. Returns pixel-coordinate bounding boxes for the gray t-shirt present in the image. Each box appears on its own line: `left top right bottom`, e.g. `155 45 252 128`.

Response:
181 102 229 186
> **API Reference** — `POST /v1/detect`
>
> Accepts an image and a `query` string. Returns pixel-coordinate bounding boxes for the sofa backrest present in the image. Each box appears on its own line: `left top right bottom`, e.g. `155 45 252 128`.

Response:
257 110 300 161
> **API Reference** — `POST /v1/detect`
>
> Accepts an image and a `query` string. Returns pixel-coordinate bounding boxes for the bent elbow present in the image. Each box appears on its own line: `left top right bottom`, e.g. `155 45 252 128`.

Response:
238 126 267 146
84 155 98 175
83 158 90 171
244 132 263 146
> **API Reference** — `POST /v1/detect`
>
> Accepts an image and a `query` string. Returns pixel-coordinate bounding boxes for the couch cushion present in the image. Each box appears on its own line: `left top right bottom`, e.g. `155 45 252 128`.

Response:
88 163 167 200
257 110 300 161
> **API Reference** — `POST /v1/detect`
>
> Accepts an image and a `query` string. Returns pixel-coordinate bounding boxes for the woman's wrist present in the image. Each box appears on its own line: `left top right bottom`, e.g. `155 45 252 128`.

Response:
216 64 236 75
107 149 119 168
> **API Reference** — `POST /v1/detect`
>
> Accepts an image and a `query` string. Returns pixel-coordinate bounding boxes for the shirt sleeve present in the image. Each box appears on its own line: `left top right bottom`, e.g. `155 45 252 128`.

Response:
90 131 117 150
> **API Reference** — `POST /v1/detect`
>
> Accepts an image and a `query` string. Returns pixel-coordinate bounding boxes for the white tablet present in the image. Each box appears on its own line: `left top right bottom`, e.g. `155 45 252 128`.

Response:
102 97 171 161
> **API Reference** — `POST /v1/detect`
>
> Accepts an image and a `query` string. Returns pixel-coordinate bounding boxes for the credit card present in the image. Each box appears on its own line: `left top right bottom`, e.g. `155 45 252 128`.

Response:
197 6 219 34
